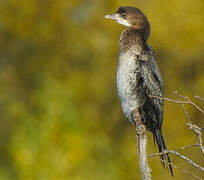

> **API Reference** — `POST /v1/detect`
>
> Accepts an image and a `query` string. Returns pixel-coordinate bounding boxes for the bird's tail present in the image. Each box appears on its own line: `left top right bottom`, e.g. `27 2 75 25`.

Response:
153 128 174 176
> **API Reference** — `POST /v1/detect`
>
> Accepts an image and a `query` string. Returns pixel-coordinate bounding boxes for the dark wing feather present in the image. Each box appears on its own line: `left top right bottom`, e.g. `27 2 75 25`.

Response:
137 49 174 176
138 50 163 129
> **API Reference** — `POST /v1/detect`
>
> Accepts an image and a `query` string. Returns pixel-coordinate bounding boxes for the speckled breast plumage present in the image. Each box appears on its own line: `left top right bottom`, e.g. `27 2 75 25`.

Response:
116 29 163 126
117 48 143 124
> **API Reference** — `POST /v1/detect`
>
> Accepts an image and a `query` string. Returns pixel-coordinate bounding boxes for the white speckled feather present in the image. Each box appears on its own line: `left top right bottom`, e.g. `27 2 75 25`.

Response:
117 47 142 123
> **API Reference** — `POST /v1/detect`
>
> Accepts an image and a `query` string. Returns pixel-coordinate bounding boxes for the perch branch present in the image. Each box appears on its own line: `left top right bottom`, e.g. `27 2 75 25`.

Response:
133 109 151 180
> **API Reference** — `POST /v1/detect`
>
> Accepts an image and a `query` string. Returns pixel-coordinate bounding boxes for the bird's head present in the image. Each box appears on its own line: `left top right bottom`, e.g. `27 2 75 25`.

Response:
105 7 150 40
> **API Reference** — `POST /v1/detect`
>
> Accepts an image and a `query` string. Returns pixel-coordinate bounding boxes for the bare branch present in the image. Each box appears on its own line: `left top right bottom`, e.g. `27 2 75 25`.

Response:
187 123 204 155
149 95 204 114
180 103 192 123
149 95 190 104
148 93 204 177
195 95 204 102
148 150 204 172
175 144 199 152
174 92 192 123
133 109 152 180
174 91 204 114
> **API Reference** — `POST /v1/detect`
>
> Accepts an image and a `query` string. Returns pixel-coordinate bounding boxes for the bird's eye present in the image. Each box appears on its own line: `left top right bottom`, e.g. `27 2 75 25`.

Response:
121 13 126 19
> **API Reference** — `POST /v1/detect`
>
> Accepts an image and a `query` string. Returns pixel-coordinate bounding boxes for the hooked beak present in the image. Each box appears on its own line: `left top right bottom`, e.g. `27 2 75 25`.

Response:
105 13 132 27
105 13 121 20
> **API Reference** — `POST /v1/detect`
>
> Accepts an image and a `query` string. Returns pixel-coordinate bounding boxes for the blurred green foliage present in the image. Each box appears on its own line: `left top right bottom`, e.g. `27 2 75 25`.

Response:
0 0 203 179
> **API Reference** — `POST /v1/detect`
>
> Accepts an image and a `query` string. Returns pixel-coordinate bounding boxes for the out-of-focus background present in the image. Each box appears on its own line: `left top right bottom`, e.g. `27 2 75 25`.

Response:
0 0 203 179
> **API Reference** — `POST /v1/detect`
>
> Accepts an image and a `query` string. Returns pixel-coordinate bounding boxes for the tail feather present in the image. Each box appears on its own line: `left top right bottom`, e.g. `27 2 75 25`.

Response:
153 129 174 176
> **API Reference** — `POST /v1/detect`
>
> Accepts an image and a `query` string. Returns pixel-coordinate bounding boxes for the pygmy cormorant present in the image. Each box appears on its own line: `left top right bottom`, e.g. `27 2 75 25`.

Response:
105 6 173 175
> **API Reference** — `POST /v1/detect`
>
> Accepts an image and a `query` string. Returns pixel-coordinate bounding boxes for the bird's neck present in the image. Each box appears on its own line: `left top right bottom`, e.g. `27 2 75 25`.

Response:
119 28 148 54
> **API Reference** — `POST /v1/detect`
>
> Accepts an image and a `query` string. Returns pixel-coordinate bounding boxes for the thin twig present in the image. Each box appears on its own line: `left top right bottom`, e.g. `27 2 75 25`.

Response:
195 95 204 102
175 92 204 114
148 150 204 172
187 123 204 155
175 144 199 152
160 159 202 180
149 95 191 104
174 92 192 123
181 103 192 123
149 93 204 176
149 95 204 114
173 93 204 155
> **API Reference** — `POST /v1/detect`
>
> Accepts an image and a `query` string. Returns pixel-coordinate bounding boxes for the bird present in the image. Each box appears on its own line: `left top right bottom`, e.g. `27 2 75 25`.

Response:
105 6 173 175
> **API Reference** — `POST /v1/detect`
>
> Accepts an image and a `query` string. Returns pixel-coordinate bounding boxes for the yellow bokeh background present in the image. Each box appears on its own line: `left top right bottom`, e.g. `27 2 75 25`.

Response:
0 0 203 179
